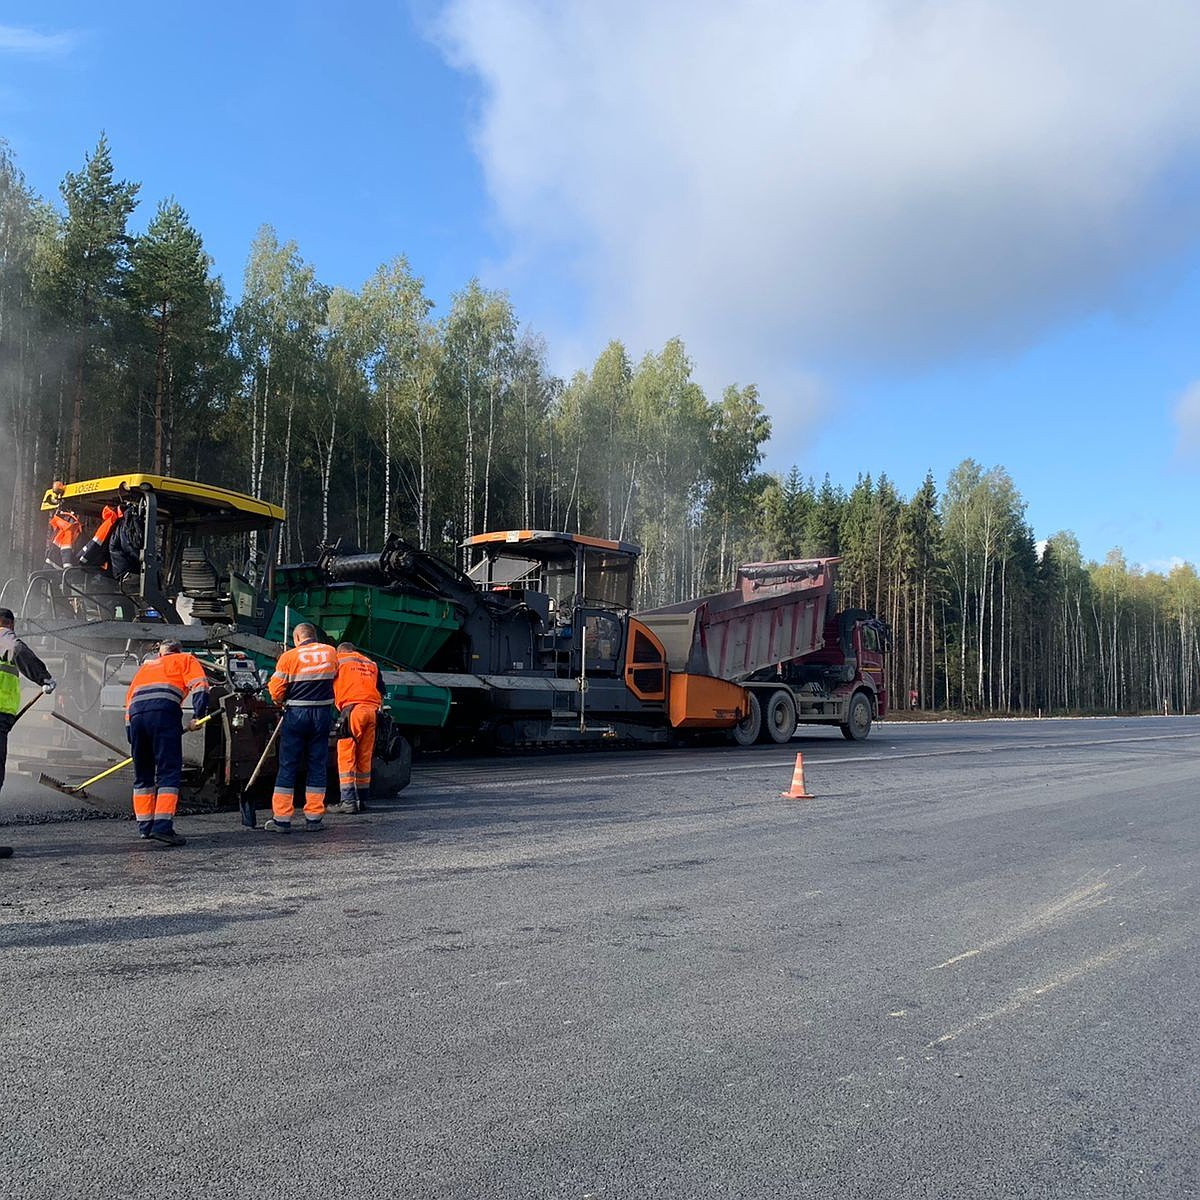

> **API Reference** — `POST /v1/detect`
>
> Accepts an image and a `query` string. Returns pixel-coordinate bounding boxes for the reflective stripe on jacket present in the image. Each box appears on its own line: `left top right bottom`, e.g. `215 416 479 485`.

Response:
125 652 211 722
333 650 383 710
49 511 81 549
268 641 338 708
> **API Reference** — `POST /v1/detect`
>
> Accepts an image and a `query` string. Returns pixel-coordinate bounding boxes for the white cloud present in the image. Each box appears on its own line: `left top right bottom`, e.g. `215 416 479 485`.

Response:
0 25 77 56
1172 381 1200 462
436 0 1200 428
1143 555 1191 574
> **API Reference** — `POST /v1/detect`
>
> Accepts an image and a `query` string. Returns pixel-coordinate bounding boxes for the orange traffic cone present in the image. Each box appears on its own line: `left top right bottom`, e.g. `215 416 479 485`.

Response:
781 752 813 799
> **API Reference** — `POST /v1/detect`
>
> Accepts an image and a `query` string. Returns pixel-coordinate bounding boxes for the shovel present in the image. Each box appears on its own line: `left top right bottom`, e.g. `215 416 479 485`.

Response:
39 713 213 801
237 715 284 828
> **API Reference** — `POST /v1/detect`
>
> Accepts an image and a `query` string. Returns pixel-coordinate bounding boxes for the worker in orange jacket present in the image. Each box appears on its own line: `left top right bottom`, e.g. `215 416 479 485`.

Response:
125 637 210 847
46 481 81 568
328 641 384 814
264 622 338 833
76 500 125 569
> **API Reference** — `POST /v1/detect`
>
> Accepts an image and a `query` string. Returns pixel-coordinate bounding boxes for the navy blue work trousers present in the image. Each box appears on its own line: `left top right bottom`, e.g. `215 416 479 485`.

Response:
271 705 332 822
129 707 184 834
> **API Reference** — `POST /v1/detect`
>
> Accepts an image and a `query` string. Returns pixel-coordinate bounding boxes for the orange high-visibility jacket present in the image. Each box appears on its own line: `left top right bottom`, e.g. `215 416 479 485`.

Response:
95 503 123 541
125 651 211 722
49 511 81 549
269 640 338 707
334 649 384 710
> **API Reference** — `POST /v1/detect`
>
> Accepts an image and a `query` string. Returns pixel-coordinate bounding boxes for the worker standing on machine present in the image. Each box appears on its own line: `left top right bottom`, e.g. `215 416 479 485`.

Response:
125 637 210 847
0 607 56 859
76 498 125 570
265 622 338 834
329 641 383 815
45 482 81 568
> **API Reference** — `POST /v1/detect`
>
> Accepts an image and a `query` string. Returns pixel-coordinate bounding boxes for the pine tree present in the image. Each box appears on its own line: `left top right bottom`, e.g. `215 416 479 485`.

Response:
50 134 139 479
127 200 217 473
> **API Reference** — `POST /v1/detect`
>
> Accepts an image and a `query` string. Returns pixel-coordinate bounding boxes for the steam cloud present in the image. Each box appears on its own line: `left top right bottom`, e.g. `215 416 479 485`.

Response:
436 0 1200 433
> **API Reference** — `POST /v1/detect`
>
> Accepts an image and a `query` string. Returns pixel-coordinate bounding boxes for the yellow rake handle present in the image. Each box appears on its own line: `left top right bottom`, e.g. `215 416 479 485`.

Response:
77 756 134 790
79 714 215 791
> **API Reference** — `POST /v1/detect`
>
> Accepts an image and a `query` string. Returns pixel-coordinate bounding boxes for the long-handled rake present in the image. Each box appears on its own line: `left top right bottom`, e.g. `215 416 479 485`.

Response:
38 756 132 800
38 714 213 801
50 710 128 757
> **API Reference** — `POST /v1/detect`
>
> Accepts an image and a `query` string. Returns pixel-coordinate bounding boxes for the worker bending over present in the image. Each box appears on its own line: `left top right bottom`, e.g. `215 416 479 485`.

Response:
0 607 56 859
329 641 383 814
125 637 210 847
265 622 338 833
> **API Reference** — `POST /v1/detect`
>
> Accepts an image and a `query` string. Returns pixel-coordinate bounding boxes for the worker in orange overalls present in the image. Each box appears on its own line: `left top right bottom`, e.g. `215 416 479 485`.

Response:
45 481 81 567
124 637 210 847
264 622 338 833
328 641 384 815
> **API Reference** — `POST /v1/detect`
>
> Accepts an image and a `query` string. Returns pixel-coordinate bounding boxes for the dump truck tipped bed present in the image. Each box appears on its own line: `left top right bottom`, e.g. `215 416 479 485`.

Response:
636 557 840 681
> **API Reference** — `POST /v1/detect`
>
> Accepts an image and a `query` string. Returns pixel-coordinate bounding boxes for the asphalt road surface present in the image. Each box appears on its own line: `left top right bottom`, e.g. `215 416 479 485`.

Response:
2 716 1198 1199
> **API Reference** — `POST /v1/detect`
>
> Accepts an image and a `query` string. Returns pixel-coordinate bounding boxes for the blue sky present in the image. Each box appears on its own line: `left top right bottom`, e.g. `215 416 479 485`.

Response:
3 1 1200 572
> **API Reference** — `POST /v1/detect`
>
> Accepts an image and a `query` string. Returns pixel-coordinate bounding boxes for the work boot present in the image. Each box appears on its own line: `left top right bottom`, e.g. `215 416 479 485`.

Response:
0 846 13 858
327 801 357 815
304 818 324 833
262 819 291 834
147 829 186 847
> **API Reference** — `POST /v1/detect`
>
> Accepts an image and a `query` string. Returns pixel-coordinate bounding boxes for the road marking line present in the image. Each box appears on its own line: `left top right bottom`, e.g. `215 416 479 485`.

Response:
931 867 1146 971
928 939 1143 1046
933 948 981 969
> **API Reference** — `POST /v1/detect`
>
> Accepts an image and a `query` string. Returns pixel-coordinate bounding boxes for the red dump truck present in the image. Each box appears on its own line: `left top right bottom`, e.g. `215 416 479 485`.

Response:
637 557 890 742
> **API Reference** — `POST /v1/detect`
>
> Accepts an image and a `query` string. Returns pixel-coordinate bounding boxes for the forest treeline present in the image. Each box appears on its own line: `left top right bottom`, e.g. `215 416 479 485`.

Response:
3 135 1200 716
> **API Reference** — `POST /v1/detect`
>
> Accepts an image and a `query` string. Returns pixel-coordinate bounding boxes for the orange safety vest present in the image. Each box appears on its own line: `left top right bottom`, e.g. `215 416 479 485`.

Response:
125 651 211 721
269 640 338 707
334 650 383 709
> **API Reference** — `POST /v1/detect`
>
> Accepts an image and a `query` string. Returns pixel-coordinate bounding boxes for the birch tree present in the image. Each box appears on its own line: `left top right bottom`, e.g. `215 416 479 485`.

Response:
355 257 433 541
704 383 771 588
441 281 516 560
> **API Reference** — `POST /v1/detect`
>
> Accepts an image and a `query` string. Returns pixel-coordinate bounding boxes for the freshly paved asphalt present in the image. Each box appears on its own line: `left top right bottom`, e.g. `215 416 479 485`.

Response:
1 716 1198 1198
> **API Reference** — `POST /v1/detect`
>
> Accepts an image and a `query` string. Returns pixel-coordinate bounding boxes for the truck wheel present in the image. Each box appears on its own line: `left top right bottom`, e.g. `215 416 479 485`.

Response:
840 691 873 741
764 689 797 744
731 692 762 746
